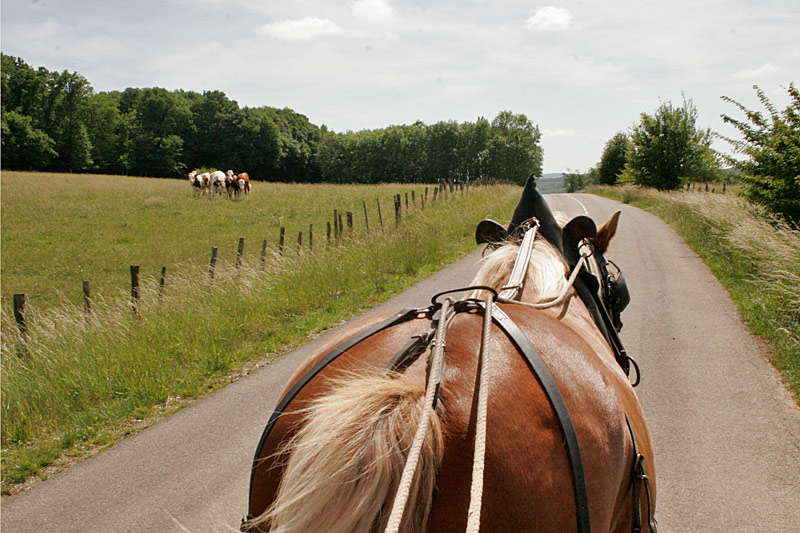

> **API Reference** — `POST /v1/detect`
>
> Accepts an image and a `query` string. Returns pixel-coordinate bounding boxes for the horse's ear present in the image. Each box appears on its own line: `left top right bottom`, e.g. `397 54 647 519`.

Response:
594 211 621 254
476 219 508 245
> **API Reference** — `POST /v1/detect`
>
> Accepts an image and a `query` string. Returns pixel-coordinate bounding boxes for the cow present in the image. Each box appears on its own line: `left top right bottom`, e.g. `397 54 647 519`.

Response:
235 172 251 199
189 170 211 197
225 170 237 198
210 170 227 197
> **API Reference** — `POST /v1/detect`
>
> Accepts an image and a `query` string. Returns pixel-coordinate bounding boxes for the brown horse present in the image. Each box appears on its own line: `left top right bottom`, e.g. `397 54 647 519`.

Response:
245 179 656 532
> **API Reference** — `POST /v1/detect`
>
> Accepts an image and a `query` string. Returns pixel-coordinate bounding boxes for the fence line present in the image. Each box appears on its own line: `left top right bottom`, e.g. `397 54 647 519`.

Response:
6 184 476 336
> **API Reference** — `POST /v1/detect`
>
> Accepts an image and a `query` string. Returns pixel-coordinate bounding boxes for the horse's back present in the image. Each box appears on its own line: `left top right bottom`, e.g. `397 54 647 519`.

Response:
425 308 636 531
249 307 645 531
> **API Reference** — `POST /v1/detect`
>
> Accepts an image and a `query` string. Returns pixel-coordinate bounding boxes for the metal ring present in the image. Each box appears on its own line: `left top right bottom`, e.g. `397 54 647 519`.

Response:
431 286 498 307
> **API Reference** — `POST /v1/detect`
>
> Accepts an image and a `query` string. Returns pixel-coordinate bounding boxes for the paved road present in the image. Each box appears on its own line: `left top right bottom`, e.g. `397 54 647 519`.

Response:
3 194 799 532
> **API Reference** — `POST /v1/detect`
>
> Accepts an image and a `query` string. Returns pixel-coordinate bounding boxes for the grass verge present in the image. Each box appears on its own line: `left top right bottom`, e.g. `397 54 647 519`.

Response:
1 183 520 494
590 184 800 402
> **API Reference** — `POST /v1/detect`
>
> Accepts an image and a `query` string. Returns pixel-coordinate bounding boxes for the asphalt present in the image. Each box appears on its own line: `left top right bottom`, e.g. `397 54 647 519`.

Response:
2 193 798 532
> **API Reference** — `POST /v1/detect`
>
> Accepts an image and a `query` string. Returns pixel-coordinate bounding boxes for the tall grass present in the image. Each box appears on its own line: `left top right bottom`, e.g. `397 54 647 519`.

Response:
1 177 520 493
590 184 800 401
0 171 451 312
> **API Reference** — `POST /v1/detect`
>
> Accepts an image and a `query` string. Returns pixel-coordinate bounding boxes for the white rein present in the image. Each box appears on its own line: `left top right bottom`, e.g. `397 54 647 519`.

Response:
386 223 589 532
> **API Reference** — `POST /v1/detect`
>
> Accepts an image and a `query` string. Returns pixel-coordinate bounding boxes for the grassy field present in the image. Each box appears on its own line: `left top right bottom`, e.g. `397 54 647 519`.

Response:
590 184 800 402
0 171 521 493
1 172 458 313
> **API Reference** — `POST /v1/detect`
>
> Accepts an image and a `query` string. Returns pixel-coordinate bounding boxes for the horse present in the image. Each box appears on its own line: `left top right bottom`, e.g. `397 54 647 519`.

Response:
244 177 657 533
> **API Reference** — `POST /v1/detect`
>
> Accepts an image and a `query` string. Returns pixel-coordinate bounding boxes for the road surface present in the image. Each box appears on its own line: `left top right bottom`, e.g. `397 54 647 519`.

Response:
3 193 799 532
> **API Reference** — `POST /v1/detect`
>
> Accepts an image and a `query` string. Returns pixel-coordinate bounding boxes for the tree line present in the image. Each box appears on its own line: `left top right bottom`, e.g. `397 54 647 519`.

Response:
564 86 799 224
1 54 541 185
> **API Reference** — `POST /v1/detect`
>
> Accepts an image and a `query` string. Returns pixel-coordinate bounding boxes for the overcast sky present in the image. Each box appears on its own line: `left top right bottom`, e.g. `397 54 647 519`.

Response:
2 0 797 174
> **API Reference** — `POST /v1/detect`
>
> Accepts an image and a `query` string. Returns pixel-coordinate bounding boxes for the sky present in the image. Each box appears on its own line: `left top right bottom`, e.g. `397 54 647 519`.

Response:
2 0 798 174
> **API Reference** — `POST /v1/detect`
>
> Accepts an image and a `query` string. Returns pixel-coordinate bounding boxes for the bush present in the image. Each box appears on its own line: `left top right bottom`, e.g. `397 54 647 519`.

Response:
625 97 721 190
721 83 800 224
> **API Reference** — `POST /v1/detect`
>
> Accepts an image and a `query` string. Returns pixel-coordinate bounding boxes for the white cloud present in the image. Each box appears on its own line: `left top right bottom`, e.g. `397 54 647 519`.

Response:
352 0 394 21
259 18 344 41
542 128 575 137
735 62 780 79
524 6 572 31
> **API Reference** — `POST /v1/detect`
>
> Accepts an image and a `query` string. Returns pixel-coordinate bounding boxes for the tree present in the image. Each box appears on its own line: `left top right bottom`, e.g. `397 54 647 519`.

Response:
721 83 800 224
625 97 720 189
485 111 543 184
564 167 598 192
597 132 629 185
1 110 57 168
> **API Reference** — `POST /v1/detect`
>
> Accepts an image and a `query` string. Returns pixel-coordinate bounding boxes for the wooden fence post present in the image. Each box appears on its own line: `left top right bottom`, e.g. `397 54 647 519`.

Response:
236 238 245 268
130 265 140 315
13 293 27 337
261 239 267 265
309 224 314 249
377 199 384 231
297 231 302 249
83 281 92 313
209 247 219 278
363 201 370 233
159 267 167 298
327 221 332 243
338 213 343 237
346 211 353 235
433 187 438 203
334 209 339 239
405 192 409 210
412 190 416 207
279 228 285 255
394 194 401 227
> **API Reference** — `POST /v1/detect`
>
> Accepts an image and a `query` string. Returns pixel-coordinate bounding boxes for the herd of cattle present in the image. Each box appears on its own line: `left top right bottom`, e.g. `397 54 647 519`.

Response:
187 169 251 198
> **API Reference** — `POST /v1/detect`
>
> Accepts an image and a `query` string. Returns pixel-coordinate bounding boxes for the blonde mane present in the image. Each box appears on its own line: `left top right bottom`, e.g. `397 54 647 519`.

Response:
470 237 568 304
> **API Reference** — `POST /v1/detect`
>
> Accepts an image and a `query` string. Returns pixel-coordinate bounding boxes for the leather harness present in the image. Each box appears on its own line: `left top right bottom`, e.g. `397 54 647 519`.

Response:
245 221 656 533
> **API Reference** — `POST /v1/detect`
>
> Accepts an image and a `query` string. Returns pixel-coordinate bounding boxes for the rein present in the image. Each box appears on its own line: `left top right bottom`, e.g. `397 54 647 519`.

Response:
245 219 655 533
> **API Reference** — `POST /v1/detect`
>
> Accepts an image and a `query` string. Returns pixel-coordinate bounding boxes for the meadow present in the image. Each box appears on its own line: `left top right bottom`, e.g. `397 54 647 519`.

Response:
1 171 521 493
591 184 800 402
1 171 457 313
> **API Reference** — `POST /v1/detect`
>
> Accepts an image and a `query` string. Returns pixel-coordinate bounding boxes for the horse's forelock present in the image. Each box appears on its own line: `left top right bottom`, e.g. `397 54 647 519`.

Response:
471 238 568 304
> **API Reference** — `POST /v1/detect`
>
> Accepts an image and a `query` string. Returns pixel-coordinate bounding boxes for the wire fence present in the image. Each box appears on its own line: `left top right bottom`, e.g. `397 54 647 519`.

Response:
7 182 473 337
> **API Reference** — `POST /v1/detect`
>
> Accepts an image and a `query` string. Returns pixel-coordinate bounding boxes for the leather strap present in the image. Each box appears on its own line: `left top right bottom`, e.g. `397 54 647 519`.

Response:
247 307 422 495
487 303 591 533
625 415 657 532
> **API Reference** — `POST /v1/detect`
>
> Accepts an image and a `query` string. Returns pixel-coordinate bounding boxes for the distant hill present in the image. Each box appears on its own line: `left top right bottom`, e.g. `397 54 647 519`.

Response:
537 173 565 193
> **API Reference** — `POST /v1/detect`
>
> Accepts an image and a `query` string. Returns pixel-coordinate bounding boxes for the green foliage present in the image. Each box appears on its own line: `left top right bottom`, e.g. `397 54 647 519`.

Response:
563 167 598 192
625 97 721 190
1 110 57 168
316 112 542 185
0 54 320 181
2 54 541 184
486 111 543 184
721 83 800 224
597 132 629 185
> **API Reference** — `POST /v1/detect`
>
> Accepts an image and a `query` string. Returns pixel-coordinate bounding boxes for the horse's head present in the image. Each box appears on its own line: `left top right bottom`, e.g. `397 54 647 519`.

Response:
476 174 620 260
474 176 628 327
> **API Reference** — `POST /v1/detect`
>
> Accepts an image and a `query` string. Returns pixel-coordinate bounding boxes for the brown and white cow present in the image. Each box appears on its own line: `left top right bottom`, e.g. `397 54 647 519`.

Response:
235 172 250 199
188 170 211 197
